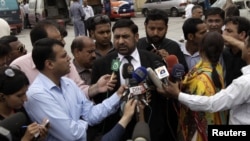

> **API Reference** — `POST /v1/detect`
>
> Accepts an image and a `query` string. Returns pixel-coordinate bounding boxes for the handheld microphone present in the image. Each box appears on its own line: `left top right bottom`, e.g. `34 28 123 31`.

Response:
164 55 179 73
131 67 149 106
132 66 148 83
110 58 121 81
170 63 185 83
122 63 134 85
0 112 28 141
146 67 163 89
132 121 151 141
153 61 169 84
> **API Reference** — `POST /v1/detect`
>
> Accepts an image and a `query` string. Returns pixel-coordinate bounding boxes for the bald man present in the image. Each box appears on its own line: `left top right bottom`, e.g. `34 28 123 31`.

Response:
71 36 96 85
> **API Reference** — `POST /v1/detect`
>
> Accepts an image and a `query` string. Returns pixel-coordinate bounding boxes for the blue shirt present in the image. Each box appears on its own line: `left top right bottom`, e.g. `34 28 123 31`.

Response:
24 73 120 141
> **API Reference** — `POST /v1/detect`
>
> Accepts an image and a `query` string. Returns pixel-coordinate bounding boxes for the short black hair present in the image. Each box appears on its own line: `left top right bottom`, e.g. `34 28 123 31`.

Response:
205 7 225 20
144 9 169 26
224 16 250 38
32 38 64 71
30 20 58 45
182 18 204 40
112 19 138 34
0 35 18 45
225 5 240 17
0 36 18 57
89 14 111 31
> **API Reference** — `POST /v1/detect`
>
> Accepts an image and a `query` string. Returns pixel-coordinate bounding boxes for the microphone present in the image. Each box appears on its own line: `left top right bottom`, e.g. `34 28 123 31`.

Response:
110 58 121 81
0 112 28 141
131 67 149 106
122 63 134 85
132 66 148 84
132 121 151 141
170 63 185 83
146 67 163 89
153 61 169 84
164 55 179 73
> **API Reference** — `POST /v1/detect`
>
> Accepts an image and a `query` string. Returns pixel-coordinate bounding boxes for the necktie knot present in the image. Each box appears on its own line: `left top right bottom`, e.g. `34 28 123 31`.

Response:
124 56 133 64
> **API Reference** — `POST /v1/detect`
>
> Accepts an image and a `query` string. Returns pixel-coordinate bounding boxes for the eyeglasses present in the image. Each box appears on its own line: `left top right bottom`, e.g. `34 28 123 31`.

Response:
17 44 25 53
93 15 110 24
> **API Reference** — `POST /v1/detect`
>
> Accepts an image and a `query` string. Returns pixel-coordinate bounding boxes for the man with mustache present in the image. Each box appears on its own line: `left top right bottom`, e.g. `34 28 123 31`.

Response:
91 18 173 141
137 9 188 73
71 36 96 85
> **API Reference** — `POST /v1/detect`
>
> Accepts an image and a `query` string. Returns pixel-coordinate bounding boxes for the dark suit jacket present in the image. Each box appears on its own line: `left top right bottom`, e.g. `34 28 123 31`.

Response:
137 37 189 73
90 49 178 141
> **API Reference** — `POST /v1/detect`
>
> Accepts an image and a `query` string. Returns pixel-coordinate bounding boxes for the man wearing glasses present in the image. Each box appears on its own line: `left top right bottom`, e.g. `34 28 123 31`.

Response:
0 35 27 66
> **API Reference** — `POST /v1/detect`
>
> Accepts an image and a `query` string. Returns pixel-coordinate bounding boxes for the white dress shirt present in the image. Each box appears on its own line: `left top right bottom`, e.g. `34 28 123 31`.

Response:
118 48 141 85
178 65 250 124
82 5 94 20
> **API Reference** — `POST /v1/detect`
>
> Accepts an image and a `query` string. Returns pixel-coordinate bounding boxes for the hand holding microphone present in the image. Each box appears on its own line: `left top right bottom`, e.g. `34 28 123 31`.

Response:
110 58 121 81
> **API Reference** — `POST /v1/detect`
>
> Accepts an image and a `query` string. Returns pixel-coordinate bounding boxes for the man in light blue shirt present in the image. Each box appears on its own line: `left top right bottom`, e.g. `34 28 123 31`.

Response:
24 38 124 141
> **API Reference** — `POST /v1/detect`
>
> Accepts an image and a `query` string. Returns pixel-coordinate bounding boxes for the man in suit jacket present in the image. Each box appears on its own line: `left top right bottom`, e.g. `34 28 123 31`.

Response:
91 19 178 141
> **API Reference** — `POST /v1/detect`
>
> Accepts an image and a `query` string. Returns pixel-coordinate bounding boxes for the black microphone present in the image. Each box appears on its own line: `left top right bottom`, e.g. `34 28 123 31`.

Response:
0 112 28 141
153 61 169 85
132 121 151 141
170 63 185 83
122 63 134 85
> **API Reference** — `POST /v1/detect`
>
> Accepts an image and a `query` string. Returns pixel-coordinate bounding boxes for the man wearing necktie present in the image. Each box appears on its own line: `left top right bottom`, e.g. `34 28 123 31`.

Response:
90 19 178 141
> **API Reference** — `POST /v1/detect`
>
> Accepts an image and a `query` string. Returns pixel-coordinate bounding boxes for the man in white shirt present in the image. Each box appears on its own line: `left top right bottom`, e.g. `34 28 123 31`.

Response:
82 0 94 36
23 1 31 28
182 1 194 19
159 31 250 124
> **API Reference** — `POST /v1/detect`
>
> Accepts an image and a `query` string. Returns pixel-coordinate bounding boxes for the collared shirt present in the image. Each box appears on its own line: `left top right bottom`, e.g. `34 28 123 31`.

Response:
118 48 141 85
82 5 94 20
180 43 200 70
24 73 121 141
95 43 115 59
178 65 250 124
10 53 89 96
73 59 92 85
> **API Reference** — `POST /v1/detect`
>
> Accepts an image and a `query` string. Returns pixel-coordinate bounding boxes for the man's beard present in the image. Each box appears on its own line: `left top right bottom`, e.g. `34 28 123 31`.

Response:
146 32 166 46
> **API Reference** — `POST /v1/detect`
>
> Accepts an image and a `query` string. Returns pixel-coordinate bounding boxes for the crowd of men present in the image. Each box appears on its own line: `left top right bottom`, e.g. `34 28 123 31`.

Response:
1 1 250 141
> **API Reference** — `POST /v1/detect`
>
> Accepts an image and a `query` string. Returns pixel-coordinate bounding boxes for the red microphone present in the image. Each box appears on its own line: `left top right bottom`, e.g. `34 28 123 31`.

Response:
164 55 179 73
